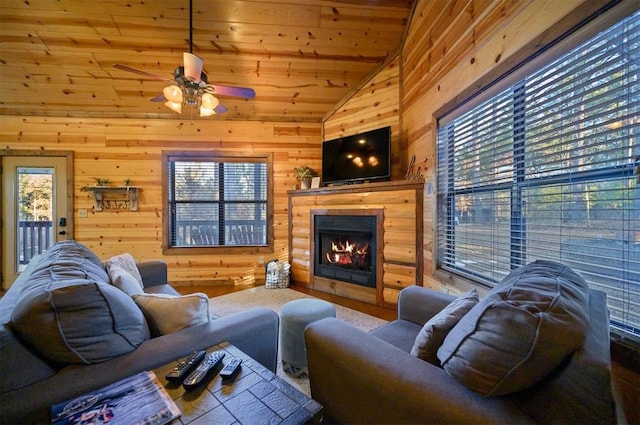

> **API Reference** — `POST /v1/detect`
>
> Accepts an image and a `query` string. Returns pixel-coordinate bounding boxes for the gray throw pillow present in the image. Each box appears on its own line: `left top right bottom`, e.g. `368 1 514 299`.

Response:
437 260 590 396
108 263 145 296
105 253 144 287
410 288 478 365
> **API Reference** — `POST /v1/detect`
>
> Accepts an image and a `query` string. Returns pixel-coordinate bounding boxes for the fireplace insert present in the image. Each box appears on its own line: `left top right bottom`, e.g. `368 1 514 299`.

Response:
313 214 377 288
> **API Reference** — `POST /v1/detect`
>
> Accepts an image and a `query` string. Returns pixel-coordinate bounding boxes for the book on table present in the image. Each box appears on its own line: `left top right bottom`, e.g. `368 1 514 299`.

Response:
51 370 180 425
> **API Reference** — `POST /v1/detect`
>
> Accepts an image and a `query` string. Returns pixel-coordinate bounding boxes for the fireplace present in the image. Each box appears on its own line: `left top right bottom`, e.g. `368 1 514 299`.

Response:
313 212 381 288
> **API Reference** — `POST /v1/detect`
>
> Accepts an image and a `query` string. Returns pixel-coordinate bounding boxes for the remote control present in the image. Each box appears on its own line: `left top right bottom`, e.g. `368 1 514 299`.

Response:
219 357 242 380
166 350 206 383
182 351 226 390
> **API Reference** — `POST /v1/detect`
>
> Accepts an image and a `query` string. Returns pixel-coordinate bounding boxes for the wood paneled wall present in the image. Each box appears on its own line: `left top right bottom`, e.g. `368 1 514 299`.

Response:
0 116 322 286
401 0 613 295
321 0 619 297
323 55 403 181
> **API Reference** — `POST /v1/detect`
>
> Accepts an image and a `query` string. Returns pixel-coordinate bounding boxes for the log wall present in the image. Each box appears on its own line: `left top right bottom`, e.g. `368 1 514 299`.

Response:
1 116 322 287
288 180 423 307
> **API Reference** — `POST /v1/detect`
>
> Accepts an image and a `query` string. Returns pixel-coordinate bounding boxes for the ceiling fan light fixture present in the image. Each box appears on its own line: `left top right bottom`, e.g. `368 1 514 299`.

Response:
163 85 183 103
183 52 203 82
113 0 254 119
164 100 182 114
201 93 219 109
199 105 216 117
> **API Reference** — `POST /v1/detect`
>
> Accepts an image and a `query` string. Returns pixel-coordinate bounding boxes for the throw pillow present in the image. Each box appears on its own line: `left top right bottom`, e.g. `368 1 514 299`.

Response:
10 240 150 365
132 293 210 336
410 288 479 365
108 264 145 296
105 253 144 287
437 260 590 396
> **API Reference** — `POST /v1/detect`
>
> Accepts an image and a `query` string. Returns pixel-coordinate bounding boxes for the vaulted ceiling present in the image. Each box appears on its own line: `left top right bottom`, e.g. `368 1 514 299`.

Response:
0 0 414 122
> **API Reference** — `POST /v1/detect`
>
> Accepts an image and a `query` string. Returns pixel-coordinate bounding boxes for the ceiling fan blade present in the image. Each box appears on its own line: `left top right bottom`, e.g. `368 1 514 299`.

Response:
214 104 228 114
150 94 166 102
113 64 172 82
210 84 256 99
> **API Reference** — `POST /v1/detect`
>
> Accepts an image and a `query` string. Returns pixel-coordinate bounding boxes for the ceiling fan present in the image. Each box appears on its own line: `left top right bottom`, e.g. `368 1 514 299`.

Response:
113 0 255 117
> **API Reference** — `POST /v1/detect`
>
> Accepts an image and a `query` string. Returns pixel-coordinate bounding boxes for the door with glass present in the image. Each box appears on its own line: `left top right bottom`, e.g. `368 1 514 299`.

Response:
1 155 72 289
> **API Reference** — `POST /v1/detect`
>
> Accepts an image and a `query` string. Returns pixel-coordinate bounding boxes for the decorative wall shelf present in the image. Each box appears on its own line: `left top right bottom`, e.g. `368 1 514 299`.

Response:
81 186 141 211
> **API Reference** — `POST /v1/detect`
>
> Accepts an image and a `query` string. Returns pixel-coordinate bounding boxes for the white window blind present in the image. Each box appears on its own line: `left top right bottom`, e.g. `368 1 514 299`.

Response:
167 156 268 247
437 10 639 340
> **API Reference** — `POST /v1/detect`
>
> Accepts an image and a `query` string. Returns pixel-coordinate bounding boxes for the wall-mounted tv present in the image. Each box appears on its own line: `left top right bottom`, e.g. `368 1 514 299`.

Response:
321 126 391 186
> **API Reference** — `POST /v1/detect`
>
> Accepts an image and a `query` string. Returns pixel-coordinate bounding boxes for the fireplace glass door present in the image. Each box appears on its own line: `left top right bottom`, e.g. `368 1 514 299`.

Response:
314 215 377 288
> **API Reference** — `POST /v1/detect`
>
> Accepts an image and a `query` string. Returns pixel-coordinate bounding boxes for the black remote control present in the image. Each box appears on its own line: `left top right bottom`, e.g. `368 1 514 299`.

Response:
219 357 242 380
182 351 226 390
166 350 206 383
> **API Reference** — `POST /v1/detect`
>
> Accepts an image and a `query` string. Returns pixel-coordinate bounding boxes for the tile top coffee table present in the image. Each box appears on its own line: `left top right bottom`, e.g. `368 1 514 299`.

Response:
154 342 322 425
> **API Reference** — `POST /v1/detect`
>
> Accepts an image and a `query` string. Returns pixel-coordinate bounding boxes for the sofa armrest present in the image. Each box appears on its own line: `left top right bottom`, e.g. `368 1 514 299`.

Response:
397 285 456 325
136 260 168 288
305 318 533 425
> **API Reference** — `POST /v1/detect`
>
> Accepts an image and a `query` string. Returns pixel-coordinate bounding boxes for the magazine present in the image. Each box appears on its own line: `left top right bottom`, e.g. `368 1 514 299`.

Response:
51 371 180 425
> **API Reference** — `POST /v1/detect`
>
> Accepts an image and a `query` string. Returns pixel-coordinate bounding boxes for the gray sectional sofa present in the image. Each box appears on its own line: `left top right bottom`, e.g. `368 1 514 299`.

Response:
305 260 621 424
0 240 279 424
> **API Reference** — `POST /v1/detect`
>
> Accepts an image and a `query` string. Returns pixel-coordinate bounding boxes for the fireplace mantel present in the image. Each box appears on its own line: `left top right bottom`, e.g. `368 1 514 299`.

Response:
288 180 424 308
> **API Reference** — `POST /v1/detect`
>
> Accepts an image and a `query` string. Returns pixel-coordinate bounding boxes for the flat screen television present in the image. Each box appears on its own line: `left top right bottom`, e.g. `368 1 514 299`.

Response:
321 126 391 186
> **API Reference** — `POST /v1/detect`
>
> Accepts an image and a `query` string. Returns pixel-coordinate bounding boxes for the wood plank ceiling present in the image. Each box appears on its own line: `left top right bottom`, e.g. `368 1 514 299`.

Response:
0 0 414 123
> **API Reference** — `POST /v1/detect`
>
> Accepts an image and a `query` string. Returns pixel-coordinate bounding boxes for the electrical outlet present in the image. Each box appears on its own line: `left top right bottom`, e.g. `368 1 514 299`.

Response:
258 256 265 265
78 209 88 218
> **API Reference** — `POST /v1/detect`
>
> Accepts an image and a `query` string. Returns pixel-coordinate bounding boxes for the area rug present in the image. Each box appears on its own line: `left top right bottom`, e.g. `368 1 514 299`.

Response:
209 286 388 396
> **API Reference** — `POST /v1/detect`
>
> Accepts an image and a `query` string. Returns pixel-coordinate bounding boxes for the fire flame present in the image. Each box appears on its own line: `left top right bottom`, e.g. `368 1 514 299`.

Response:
326 240 369 266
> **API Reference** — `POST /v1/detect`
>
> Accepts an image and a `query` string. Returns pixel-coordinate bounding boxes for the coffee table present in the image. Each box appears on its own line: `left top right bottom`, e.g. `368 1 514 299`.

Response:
154 342 323 424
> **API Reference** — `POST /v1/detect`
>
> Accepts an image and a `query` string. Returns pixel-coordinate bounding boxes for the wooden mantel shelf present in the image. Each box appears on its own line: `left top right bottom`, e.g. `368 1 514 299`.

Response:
81 186 141 211
288 179 424 197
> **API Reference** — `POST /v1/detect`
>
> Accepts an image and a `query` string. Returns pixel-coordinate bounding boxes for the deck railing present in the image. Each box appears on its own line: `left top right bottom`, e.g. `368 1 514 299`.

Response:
18 221 53 265
175 219 266 246
17 219 266 264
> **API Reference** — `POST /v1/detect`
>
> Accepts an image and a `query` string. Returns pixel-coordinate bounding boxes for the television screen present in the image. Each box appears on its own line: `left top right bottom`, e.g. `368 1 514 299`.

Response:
321 126 391 186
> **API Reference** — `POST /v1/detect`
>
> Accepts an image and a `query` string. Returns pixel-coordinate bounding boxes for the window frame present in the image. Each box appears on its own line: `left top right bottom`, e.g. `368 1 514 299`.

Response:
162 150 274 255
434 2 640 342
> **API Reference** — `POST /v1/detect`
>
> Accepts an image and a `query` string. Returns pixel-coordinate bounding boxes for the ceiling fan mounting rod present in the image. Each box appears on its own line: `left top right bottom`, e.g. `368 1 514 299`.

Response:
189 0 193 54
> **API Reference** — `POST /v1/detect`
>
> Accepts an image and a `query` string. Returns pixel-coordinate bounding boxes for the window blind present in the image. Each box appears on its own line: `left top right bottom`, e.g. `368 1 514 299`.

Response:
167 157 267 247
437 10 639 340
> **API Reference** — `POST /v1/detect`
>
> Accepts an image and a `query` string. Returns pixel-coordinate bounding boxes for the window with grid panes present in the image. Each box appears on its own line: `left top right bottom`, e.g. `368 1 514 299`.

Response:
437 9 639 341
164 153 269 249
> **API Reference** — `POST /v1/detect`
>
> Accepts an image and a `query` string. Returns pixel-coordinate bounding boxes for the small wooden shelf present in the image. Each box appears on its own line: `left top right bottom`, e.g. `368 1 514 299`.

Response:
81 186 141 211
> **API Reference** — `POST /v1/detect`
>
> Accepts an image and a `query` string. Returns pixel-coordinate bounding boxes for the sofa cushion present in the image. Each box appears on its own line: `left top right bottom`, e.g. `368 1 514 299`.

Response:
369 319 423 353
437 260 590 396
0 324 58 394
10 241 150 365
108 263 145 296
410 288 478 365
132 293 210 336
105 253 144 287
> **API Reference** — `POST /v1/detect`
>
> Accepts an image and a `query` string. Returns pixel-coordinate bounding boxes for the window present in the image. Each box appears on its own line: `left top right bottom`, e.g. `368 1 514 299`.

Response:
163 152 272 253
437 10 639 341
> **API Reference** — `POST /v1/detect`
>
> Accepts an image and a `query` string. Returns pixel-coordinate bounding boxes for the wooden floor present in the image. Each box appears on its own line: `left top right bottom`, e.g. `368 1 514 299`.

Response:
176 283 397 322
